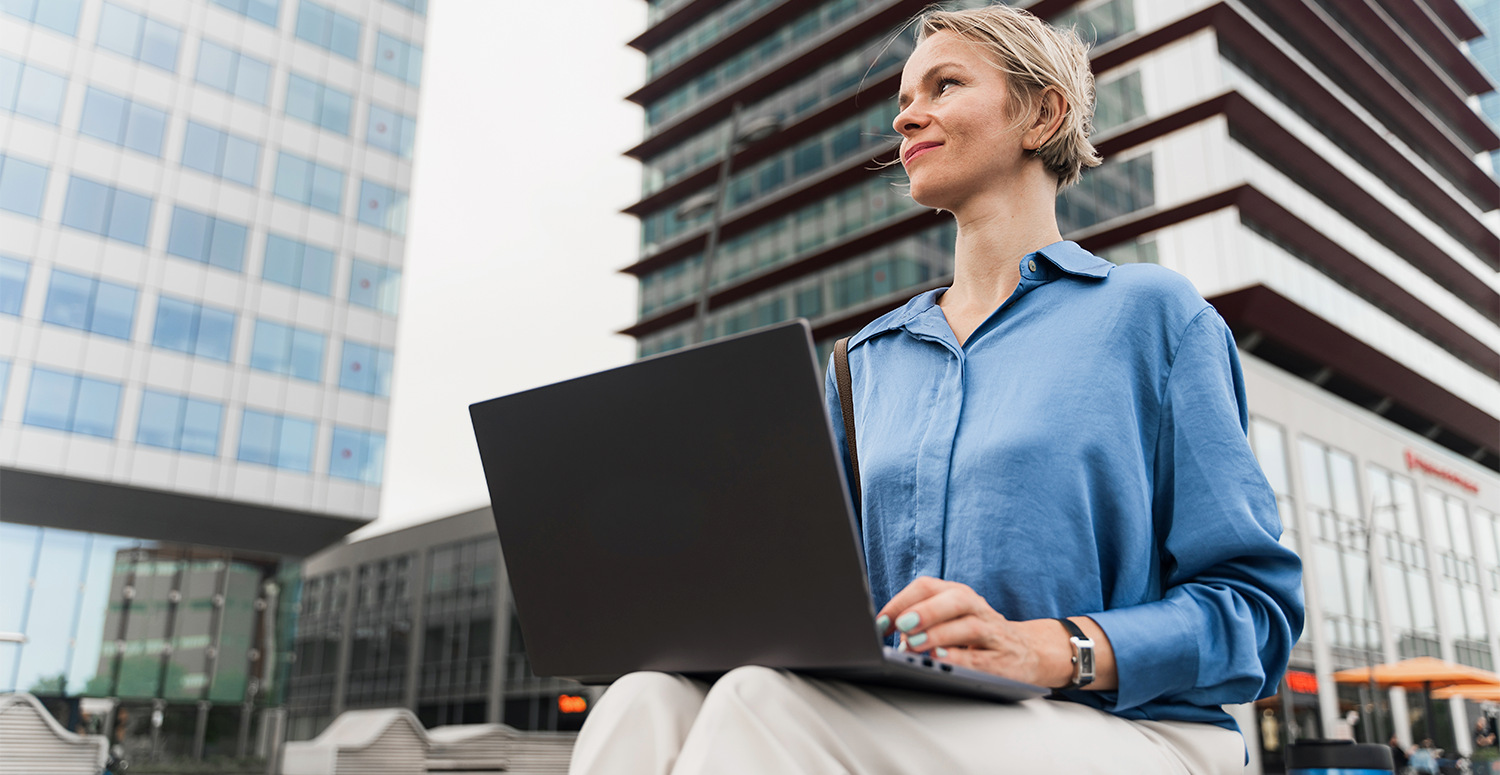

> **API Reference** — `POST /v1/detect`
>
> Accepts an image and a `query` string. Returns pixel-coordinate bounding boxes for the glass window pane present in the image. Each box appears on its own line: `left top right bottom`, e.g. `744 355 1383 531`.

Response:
277 417 314 472
348 260 380 308
246 0 278 26
0 156 48 218
329 427 366 481
207 218 246 271
42 270 92 330
0 256 27 315
234 55 269 103
152 297 197 353
289 329 323 381
195 41 235 92
15 66 66 124
195 307 234 361
89 280 135 339
285 74 319 125
137 390 182 448
1449 500 1474 557
294 3 327 45
221 136 258 186
96 4 143 58
139 19 179 71
339 341 374 393
167 208 209 261
72 378 121 438
309 164 342 213
106 189 151 246
33 0 81 34
330 16 359 59
250 320 290 373
0 57 20 112
300 245 332 295
79 88 127 144
1300 439 1330 509
1329 450 1359 519
366 104 398 153
181 122 221 175
263 235 301 288
23 370 76 431
274 154 310 203
123 102 166 156
237 410 277 465
320 88 350 134
1425 491 1450 550
180 398 221 455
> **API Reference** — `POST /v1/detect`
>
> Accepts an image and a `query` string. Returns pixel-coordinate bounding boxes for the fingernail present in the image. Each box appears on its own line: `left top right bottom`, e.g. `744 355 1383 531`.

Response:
896 612 920 632
935 647 949 657
875 614 890 634
908 632 929 648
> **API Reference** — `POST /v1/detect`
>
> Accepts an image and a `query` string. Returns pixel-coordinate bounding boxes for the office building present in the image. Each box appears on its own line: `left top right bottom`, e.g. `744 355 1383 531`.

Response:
623 0 1500 770
0 0 424 763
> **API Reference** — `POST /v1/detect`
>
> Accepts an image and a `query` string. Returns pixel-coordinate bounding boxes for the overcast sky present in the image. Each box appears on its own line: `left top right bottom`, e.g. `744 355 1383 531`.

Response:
364 1 648 538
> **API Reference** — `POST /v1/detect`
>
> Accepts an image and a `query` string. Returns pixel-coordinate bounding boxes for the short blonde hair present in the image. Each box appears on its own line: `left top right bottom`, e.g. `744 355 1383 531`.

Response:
915 4 1102 189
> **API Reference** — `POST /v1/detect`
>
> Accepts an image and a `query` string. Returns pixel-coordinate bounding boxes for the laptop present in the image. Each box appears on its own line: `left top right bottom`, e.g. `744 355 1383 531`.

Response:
468 320 1046 703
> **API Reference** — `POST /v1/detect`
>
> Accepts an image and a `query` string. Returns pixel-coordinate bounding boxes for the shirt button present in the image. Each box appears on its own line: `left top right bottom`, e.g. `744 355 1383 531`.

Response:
1028 259 1037 272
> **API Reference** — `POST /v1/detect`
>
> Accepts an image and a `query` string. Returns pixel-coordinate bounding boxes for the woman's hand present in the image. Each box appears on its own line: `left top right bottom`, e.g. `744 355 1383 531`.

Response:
874 576 1117 690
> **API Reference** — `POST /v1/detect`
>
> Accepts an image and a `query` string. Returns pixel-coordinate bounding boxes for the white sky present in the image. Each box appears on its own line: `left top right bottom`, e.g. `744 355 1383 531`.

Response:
363 1 648 538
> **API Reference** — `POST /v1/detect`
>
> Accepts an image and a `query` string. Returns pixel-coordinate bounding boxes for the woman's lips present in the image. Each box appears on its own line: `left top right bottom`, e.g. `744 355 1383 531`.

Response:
904 142 942 163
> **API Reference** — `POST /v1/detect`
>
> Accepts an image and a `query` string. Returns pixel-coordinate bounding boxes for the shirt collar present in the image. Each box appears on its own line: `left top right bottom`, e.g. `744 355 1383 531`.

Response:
848 241 1111 347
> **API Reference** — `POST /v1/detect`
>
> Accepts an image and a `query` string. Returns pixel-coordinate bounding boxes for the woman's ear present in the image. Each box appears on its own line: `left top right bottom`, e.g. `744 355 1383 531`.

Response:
1023 87 1068 152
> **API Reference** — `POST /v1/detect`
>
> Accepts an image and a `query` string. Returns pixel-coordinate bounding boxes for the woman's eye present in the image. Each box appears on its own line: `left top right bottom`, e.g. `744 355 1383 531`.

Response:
938 79 960 94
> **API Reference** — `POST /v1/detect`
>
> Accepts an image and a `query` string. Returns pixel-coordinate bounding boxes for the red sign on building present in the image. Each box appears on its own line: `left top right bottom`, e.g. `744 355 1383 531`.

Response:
1405 450 1480 494
1286 670 1319 694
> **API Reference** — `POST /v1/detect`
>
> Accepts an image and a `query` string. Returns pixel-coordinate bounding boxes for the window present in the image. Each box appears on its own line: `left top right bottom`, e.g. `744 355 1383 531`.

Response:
0 55 67 124
329 426 384 484
338 341 393 397
250 319 325 381
42 270 136 339
274 153 344 214
0 256 27 315
23 369 121 438
357 180 406 234
0 154 48 219
3 0 83 36
96 3 179 71
210 0 279 27
79 87 167 156
1094 70 1145 133
181 122 259 186
166 207 247 271
152 296 235 361
195 41 271 104
374 32 421 85
61 177 153 245
348 260 400 314
296 1 360 59
263 234 333 295
0 360 9 414
1056 152 1154 235
238 409 315 471
366 104 416 158
285 74 352 134
382 0 425 14
137 390 221 455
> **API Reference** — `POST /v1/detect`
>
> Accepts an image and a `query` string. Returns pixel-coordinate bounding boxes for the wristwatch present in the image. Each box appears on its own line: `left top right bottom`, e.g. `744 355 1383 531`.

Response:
1054 617 1095 690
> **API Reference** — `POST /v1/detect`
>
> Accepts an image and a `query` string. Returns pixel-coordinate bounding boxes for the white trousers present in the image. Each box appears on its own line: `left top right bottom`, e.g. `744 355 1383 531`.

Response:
568 667 1245 775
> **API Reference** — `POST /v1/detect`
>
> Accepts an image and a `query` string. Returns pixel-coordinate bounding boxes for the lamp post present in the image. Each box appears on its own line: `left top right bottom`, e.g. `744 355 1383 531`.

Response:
678 102 782 345
1347 503 1399 745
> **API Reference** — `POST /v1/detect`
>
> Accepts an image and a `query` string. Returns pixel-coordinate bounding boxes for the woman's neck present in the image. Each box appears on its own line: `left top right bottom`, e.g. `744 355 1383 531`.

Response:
943 175 1063 314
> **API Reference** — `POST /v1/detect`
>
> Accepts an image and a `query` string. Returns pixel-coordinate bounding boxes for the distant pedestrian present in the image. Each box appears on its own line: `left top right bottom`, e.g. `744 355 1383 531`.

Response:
1411 739 1441 774
1392 734 1410 772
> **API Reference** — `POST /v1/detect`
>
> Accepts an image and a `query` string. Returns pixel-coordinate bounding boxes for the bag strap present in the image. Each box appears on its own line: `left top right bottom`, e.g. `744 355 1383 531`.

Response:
834 336 861 524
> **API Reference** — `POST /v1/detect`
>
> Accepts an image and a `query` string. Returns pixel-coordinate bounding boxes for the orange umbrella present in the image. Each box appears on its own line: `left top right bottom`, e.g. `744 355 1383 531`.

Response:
1333 657 1500 742
1432 684 1500 701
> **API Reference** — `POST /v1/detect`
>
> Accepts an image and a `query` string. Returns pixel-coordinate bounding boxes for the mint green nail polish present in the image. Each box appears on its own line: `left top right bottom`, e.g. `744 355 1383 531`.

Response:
935 647 949 657
908 632 928 648
875 614 890 633
896 612 920 632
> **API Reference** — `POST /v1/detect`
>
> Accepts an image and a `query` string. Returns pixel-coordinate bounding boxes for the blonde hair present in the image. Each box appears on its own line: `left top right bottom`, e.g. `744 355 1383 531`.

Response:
914 4 1102 189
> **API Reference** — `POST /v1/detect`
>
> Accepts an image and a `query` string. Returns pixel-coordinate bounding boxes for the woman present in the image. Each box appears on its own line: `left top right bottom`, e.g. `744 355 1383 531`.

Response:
569 5 1302 773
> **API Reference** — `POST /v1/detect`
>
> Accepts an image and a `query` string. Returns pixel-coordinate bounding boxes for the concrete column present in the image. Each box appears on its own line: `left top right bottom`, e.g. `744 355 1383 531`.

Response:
330 572 355 717
488 547 510 726
1285 437 1341 738
1454 695 1474 757
1391 687 1412 749
403 552 428 712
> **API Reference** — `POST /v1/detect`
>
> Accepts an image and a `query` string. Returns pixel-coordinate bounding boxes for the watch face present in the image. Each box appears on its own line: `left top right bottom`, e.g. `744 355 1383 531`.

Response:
1080 647 1095 676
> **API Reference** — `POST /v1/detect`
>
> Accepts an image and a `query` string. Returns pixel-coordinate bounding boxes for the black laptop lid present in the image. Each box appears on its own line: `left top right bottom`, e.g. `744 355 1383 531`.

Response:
469 321 881 681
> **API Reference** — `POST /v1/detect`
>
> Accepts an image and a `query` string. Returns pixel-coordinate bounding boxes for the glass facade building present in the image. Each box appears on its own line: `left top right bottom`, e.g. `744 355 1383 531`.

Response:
625 0 1499 771
1 0 424 765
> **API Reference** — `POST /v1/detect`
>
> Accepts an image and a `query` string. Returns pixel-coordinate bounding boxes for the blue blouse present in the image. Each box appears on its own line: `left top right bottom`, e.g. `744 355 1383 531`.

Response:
823 240 1304 731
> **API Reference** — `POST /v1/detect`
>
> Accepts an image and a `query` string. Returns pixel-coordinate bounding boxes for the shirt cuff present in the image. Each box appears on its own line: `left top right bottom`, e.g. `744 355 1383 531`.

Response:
1086 597 1199 712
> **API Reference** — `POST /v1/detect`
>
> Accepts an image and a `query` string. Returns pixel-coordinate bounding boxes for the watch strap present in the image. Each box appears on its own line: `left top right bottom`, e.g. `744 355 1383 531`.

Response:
1054 617 1095 690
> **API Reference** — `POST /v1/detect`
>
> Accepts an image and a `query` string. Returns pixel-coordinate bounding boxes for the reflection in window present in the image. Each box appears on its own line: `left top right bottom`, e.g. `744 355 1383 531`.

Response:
285 74 352 135
96 3 179 71
374 32 422 85
181 122 260 187
263 234 334 295
151 296 235 362
42 270 136 339
1425 488 1491 669
137 390 222 456
79 87 168 157
1299 438 1380 657
210 0 279 27
349 260 400 315
61 177 153 246
0 154 49 219
23 369 121 438
0 55 68 124
250 319 325 382
195 41 271 105
366 104 417 159
1094 70 1146 134
1368 465 1439 659
1056 153 1154 234
329 426 385 485
0 256 21 315
238 409 315 471
1097 238 1158 266
357 180 407 235
338 340 393 397
1051 0 1136 47
274 152 344 214
295 0 360 60
2 0 83 35
166 207 247 271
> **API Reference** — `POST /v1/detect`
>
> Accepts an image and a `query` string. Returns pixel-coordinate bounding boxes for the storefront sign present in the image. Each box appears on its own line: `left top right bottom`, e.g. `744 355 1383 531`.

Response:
1286 670 1319 694
1405 450 1480 494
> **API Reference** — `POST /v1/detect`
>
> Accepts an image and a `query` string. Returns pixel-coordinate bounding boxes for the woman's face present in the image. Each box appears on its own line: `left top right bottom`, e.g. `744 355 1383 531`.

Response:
893 30 1032 212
